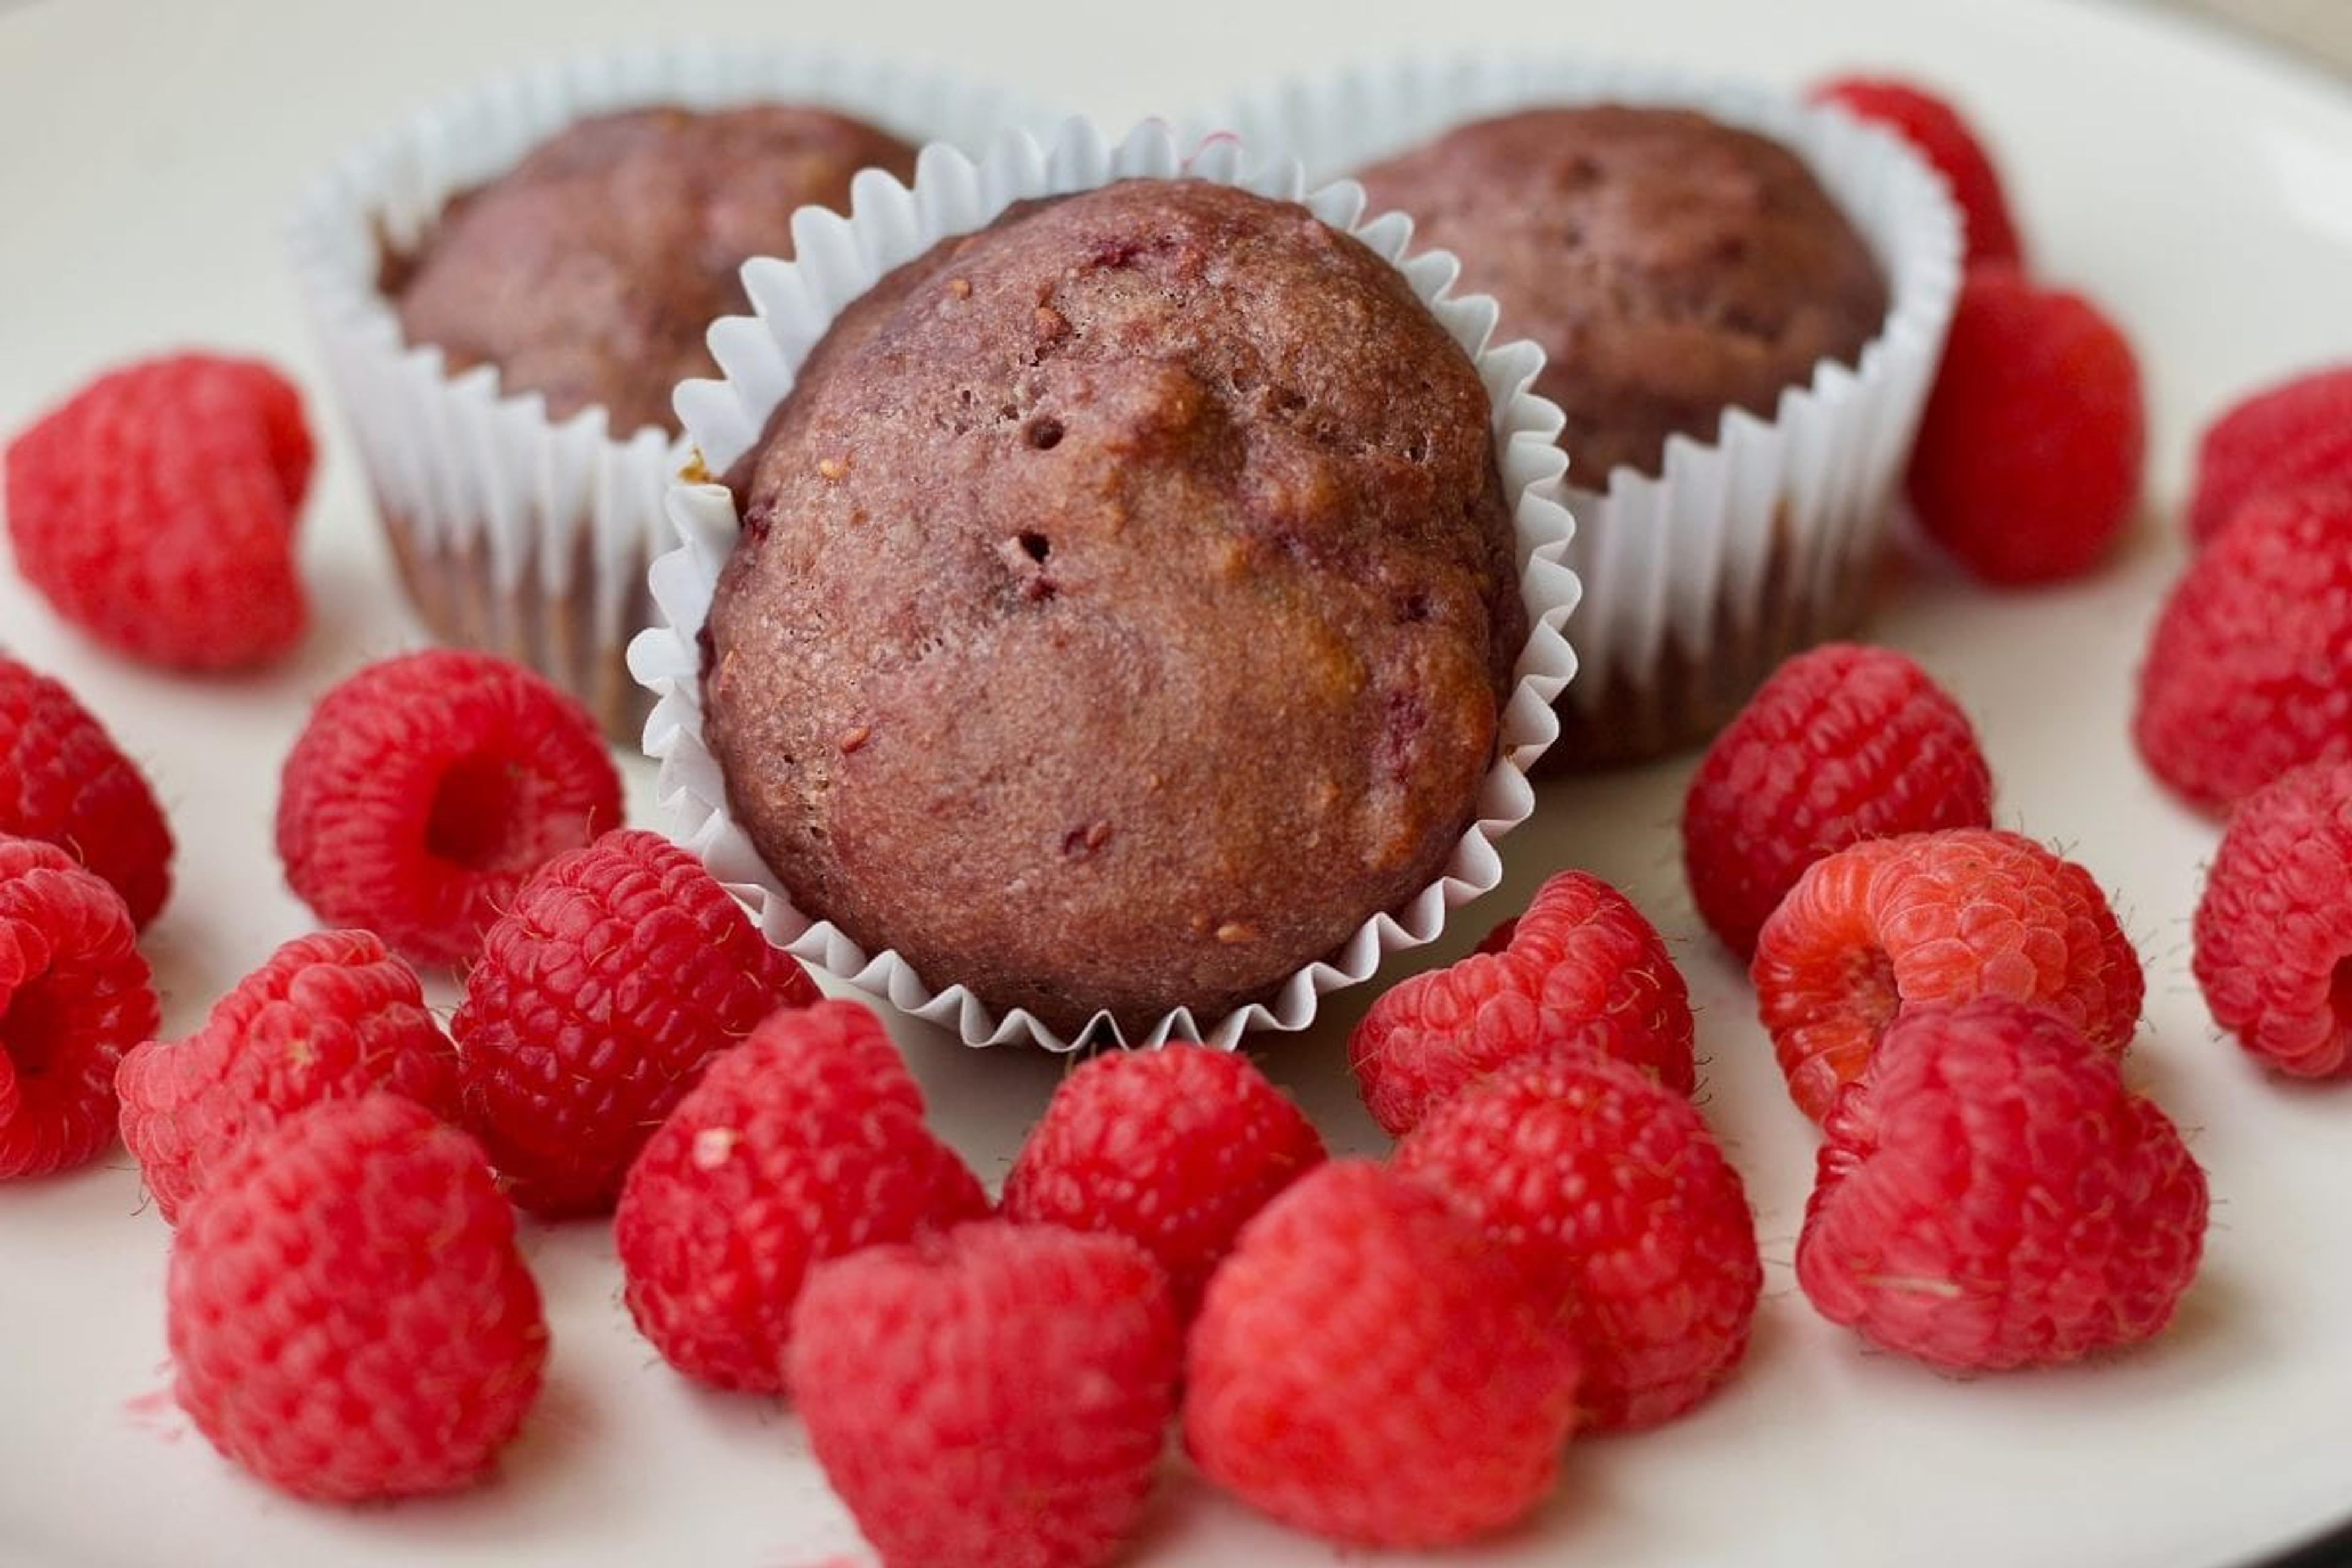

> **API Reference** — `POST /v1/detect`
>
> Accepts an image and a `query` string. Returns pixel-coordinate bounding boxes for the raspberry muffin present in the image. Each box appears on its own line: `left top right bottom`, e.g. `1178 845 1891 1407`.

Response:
699 177 1529 1037
1357 104 1894 765
1357 105 1888 489
290 48 1025 739
389 105 918 441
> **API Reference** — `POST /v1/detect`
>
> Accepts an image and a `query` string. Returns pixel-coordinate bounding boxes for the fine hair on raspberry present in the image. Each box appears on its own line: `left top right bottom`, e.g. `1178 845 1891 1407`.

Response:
276 647 624 967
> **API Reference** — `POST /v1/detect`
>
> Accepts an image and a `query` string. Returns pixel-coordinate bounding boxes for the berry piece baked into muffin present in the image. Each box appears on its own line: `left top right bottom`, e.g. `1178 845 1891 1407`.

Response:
701 178 1528 1036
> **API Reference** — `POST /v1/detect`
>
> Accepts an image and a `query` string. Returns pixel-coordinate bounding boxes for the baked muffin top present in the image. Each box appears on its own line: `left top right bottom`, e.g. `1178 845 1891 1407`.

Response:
1356 105 1889 485
701 177 1526 1035
391 105 918 438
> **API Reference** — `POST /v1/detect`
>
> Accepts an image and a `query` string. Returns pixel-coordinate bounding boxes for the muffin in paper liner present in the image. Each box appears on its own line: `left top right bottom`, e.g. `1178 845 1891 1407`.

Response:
628 116 1581 1052
285 42 1041 739
1197 57 1965 766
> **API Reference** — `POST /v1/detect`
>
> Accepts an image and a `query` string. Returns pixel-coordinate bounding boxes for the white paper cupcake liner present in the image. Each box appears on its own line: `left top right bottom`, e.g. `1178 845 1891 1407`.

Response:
629 116 1581 1050
1197 57 1965 761
285 42 1042 736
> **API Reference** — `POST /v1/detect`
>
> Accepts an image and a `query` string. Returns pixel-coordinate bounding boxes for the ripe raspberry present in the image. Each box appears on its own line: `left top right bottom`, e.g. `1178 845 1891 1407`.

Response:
1000 1044 1325 1317
789 1221 1180 1568
1904 266 2144 585
117 930 461 1224
0 654 173 927
454 828 818 1216
0 835 157 1179
2187 364 2352 546
1683 643 1993 959
1349 870 1694 1136
2134 484 2352 810
1183 1160 1581 1549
168 1094 546 1501
2192 761 2352 1077
1752 827 2142 1121
1797 1000 2207 1371
4 353 311 670
1811 77 2024 266
1394 1046 1760 1431
616 999 986 1393
277 649 624 967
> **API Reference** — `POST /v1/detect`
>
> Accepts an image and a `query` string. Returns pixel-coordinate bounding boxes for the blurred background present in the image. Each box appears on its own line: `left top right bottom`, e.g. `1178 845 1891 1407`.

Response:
2172 0 2352 70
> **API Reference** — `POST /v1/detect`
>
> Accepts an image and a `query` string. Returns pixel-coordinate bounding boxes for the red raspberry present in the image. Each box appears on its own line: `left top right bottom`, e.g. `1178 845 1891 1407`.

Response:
789 1220 1180 1568
4 353 311 670
2192 761 2352 1077
616 998 987 1393
116 930 461 1224
276 649 624 967
1796 1000 2207 1371
1001 1044 1325 1317
0 654 174 927
1683 643 1994 959
1752 827 2142 1121
168 1094 546 1501
2134 484 2352 810
1904 266 2144 585
0 835 157 1179
454 827 818 1216
1811 77 2024 266
1394 1045 1760 1431
1349 870 1694 1136
1183 1160 1581 1549
2187 364 2352 546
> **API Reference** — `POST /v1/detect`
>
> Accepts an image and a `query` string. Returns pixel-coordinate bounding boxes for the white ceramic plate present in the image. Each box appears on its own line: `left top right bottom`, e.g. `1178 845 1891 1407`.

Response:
2 0 2349 1564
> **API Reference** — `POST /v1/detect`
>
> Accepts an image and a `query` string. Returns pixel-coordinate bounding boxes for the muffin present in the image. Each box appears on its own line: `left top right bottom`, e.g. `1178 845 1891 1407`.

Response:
389 105 918 441
1357 104 1894 765
1357 106 1888 488
288 48 1028 741
699 177 1529 1038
